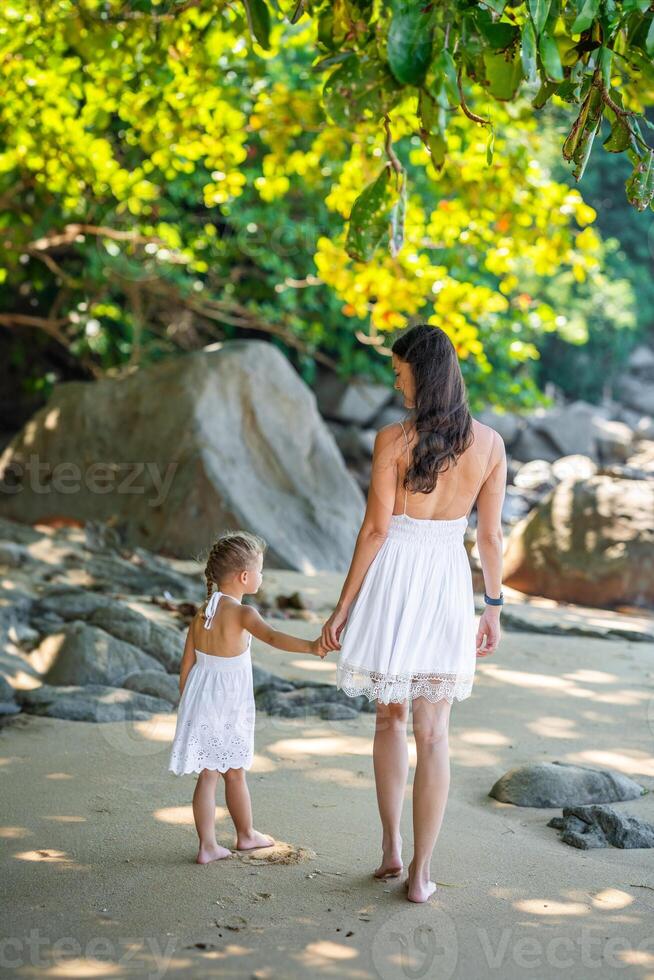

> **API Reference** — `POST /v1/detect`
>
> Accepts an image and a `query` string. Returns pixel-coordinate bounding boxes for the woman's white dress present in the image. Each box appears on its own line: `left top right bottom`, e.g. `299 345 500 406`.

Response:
336 422 492 705
168 591 255 775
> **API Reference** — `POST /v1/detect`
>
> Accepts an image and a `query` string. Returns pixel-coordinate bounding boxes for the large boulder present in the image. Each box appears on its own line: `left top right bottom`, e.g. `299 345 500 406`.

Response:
489 761 645 808
503 476 654 608
39 621 166 686
0 342 365 571
15 683 172 722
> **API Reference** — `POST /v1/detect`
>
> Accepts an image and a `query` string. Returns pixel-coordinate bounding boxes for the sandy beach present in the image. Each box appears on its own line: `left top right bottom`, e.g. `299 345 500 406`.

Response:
2 593 654 979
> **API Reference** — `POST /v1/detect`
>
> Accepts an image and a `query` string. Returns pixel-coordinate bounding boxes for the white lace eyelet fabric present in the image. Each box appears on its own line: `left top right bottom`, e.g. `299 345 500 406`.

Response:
335 512 478 706
168 647 255 776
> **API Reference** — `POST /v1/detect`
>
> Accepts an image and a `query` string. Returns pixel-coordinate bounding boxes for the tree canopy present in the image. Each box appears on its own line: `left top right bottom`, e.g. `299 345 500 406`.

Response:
0 0 650 412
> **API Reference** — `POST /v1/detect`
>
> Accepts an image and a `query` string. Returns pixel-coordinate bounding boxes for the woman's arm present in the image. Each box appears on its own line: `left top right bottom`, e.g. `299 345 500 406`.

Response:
178 620 198 695
475 432 507 657
336 425 399 609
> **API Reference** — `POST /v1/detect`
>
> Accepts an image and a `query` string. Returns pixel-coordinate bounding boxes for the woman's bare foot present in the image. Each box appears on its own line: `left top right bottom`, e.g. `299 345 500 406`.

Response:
196 843 232 864
236 829 275 850
373 837 403 878
405 861 437 903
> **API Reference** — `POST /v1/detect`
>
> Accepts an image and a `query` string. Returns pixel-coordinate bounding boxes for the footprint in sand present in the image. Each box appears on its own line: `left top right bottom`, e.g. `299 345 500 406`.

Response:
235 840 316 865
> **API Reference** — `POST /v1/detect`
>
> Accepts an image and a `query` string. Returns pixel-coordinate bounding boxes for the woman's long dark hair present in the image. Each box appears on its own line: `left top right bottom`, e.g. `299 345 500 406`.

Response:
391 324 474 494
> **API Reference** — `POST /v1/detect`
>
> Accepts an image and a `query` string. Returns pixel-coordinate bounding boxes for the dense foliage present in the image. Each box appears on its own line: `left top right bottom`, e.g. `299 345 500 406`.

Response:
0 1 651 414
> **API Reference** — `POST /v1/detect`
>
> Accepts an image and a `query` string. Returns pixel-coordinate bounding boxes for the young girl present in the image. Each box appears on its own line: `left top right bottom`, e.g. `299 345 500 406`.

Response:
168 530 326 865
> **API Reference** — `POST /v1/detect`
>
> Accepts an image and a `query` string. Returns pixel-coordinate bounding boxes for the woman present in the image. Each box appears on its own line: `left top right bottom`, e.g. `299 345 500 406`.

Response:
321 323 507 904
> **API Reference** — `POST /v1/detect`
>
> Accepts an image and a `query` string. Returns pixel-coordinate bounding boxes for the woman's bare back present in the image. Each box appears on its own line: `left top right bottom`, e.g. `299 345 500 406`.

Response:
392 419 502 522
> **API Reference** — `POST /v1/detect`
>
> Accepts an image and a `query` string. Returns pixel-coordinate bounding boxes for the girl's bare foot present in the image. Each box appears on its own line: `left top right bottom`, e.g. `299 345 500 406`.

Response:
196 843 232 864
373 837 403 878
236 829 275 850
405 861 437 903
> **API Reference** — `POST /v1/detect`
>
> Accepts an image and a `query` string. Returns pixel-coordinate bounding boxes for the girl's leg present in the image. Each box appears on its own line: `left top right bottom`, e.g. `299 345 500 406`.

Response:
222 768 274 850
406 696 453 902
193 768 232 864
372 700 410 878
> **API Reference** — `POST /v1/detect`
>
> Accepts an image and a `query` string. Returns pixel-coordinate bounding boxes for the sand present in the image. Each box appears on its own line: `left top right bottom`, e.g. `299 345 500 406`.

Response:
2 603 654 979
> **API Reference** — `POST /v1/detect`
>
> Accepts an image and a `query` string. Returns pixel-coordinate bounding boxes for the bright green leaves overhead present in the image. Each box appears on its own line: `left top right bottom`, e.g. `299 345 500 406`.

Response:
323 54 402 127
387 1 435 86
243 0 272 49
626 150 654 211
345 164 399 262
563 84 603 180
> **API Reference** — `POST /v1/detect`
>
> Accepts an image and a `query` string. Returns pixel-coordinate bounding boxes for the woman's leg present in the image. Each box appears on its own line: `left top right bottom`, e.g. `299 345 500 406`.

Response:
193 768 232 864
407 696 453 902
372 700 410 877
222 768 275 850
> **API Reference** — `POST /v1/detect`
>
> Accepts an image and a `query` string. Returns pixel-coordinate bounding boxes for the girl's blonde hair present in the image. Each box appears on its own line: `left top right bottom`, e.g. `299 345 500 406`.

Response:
203 530 267 609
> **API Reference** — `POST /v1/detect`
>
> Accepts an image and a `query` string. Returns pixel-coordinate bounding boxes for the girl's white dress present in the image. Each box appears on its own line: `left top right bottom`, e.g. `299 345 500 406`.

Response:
336 421 493 706
168 591 255 775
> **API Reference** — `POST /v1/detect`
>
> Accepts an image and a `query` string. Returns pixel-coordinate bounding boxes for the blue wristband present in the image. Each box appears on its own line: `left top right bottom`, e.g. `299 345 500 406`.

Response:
484 591 504 606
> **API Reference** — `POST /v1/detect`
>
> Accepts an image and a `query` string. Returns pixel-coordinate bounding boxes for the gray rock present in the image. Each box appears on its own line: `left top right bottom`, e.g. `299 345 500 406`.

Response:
476 408 521 447
511 427 561 464
489 762 645 808
618 376 654 416
547 805 654 849
513 460 555 493
550 454 597 482
256 681 367 718
0 673 16 702
635 416 654 441
34 589 184 672
0 341 365 572
627 344 654 375
591 417 634 464
316 376 392 426
504 475 654 608
533 401 598 459
501 487 533 525
42 621 166 687
328 423 377 462
252 665 295 695
122 669 180 705
0 701 21 716
315 702 360 720
0 542 32 568
15 683 173 722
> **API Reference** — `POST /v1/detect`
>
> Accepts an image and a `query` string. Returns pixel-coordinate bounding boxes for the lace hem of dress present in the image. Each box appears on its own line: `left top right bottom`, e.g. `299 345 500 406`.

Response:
168 719 253 775
336 662 474 705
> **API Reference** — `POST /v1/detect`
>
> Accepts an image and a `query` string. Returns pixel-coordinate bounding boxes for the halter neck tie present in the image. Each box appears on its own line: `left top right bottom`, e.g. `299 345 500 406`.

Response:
203 590 222 630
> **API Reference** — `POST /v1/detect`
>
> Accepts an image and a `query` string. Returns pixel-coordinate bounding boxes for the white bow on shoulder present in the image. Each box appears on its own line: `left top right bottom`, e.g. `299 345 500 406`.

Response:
203 590 222 629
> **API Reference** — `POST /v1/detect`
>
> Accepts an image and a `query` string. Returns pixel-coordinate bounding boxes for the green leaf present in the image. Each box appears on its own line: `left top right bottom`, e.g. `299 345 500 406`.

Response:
532 79 558 108
571 0 600 35
562 85 603 179
483 50 524 100
486 126 495 165
433 48 459 103
242 0 271 50
389 170 407 257
599 46 612 87
539 34 564 81
387 6 435 86
323 55 402 127
646 17 654 57
521 19 538 82
345 165 396 262
626 151 654 211
603 113 633 153
529 0 551 35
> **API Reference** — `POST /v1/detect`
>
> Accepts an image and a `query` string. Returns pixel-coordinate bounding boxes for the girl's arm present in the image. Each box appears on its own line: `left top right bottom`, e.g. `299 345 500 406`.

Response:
240 605 324 657
178 620 197 694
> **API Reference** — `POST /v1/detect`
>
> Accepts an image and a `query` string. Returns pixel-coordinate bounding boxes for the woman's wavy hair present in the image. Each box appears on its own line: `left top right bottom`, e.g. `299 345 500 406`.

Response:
391 324 474 495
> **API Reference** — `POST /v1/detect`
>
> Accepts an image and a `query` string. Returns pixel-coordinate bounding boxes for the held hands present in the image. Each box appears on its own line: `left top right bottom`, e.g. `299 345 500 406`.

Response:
321 605 348 653
476 607 501 657
309 637 330 659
